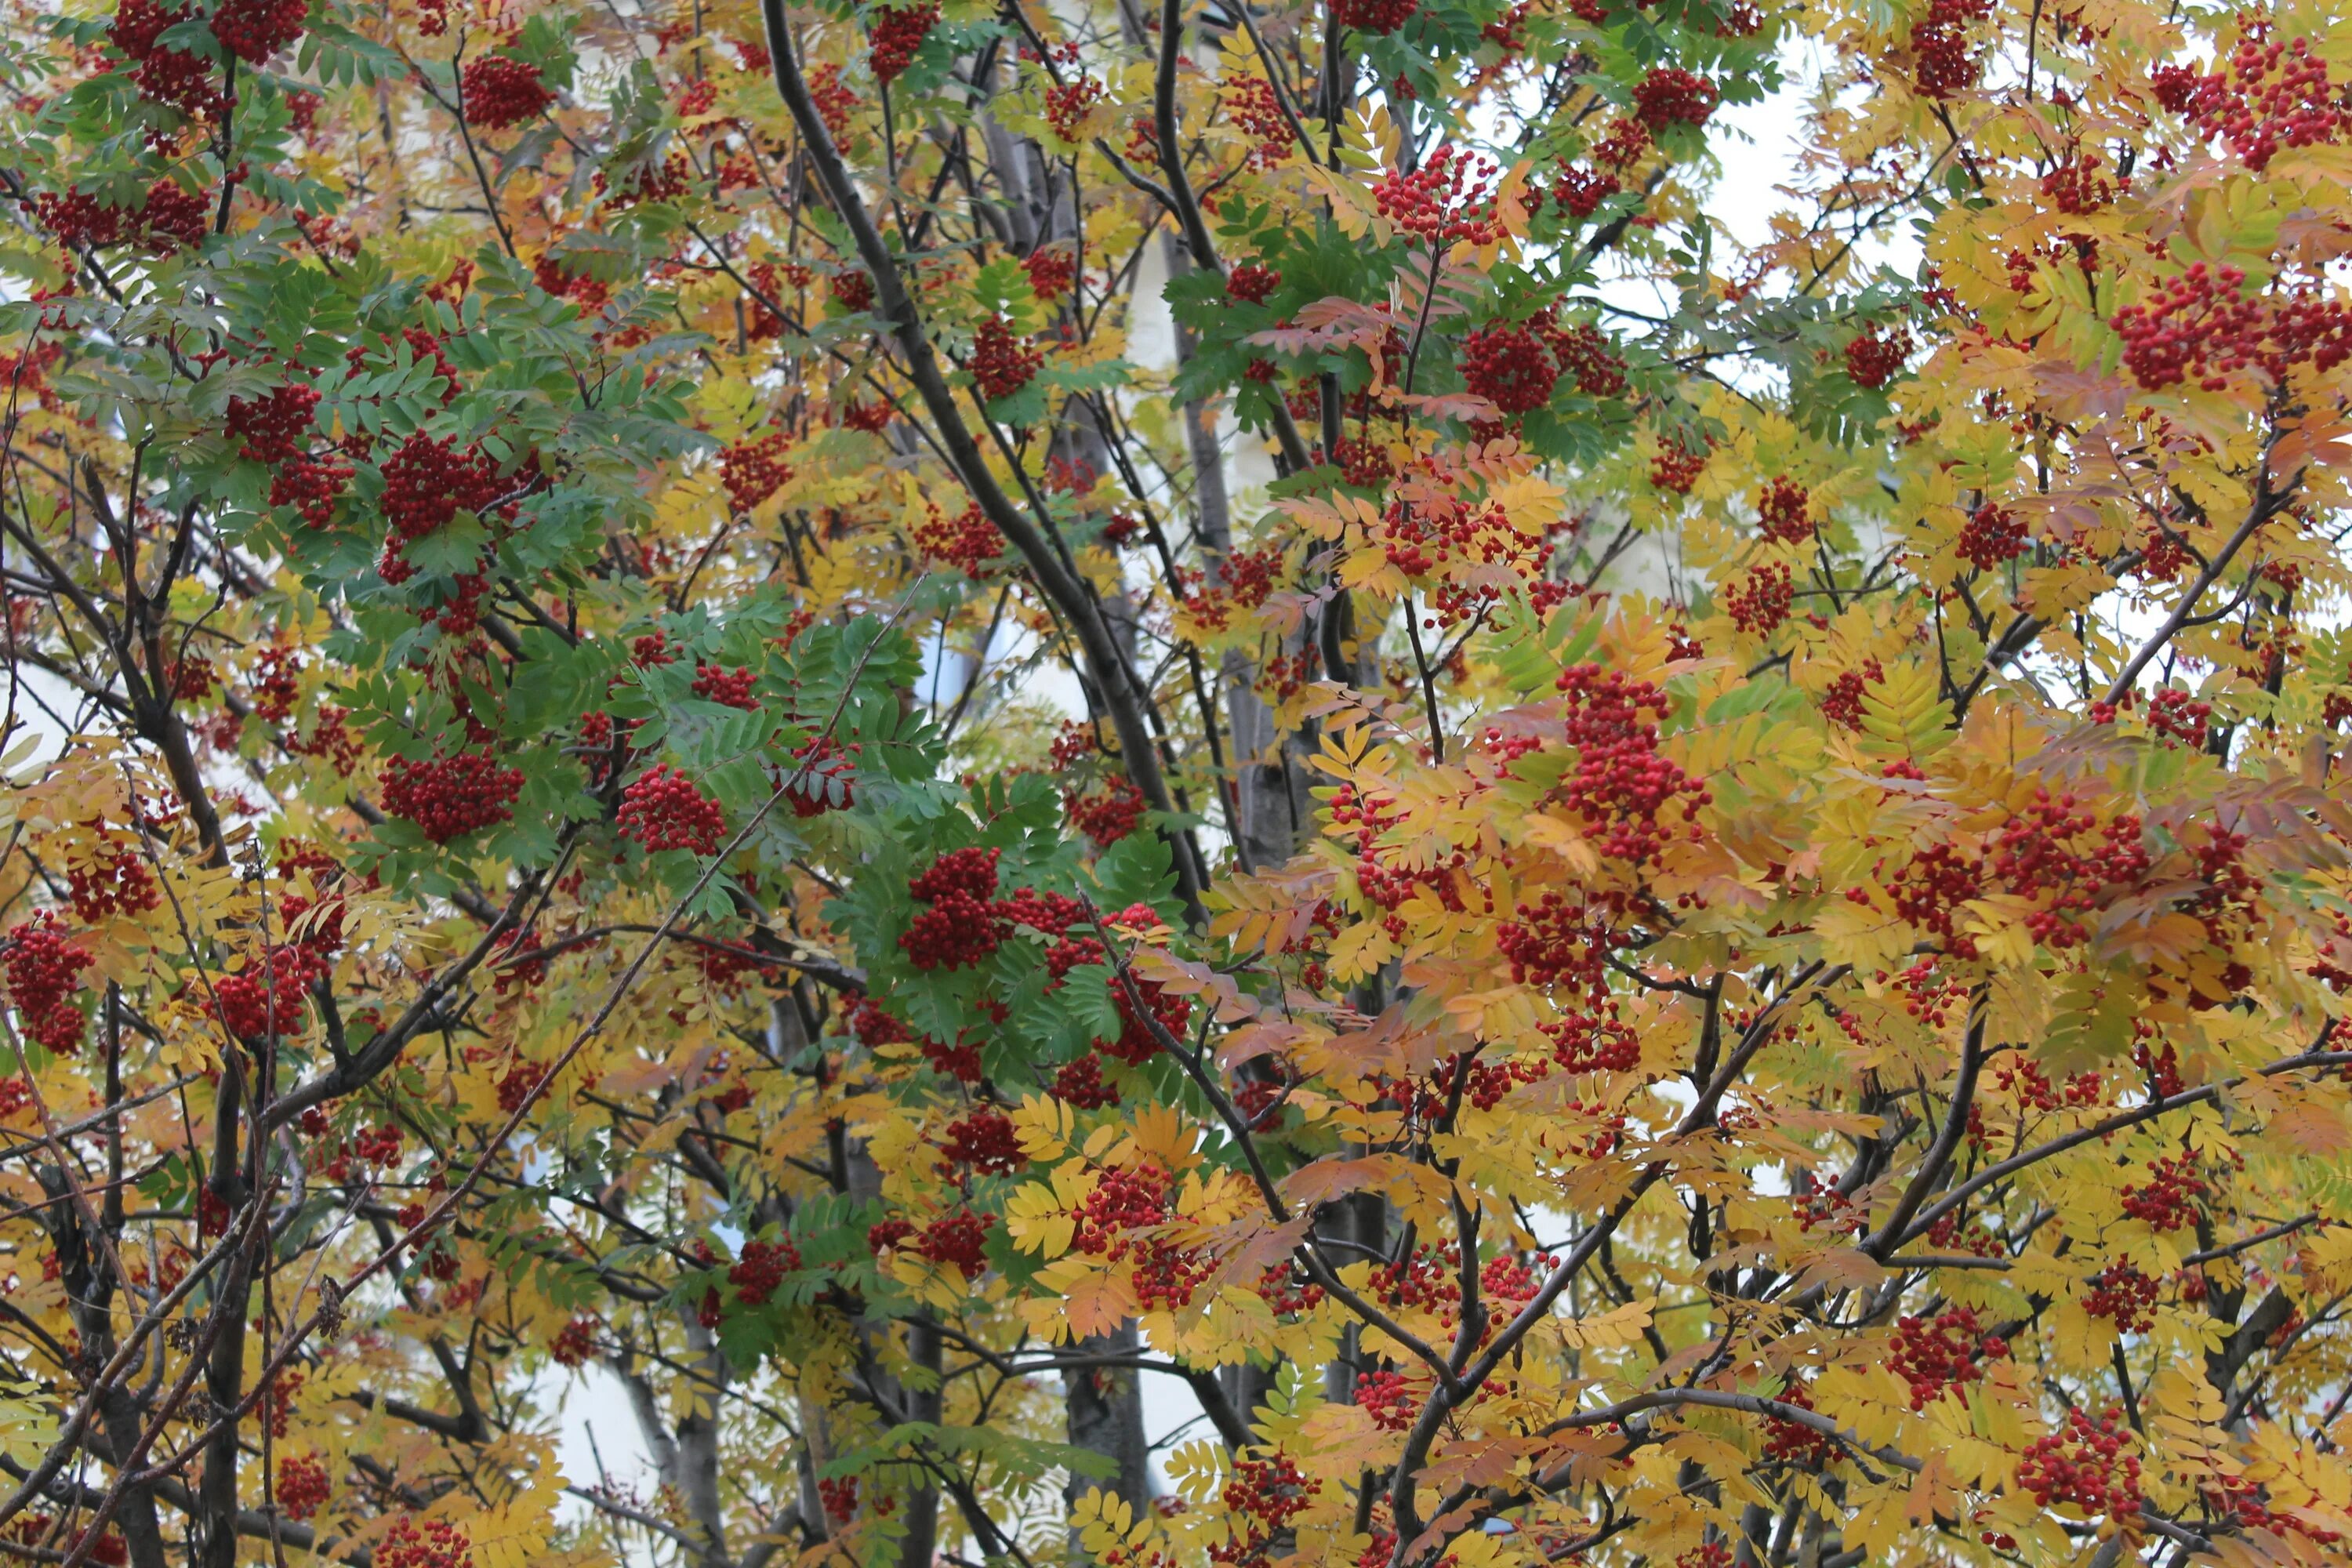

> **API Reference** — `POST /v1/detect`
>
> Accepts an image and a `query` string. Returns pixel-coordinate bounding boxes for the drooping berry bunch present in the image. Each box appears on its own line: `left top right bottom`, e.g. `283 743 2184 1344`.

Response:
226 378 321 464
719 432 792 513
2082 1261 2160 1333
867 1 939 84
1843 322 1914 388
1552 165 1621 219
376 433 503 582
1649 437 1708 492
1332 0 1417 34
34 182 212 255
5 916 92 1052
550 1315 601 1367
1908 0 1993 99
726 1237 800 1305
1551 321 1628 396
2146 686 2212 746
829 270 875 311
1819 659 1885 730
1542 1010 1640 1073
380 750 524 843
1065 778 1147 847
909 499 1001 577
108 0 227 122
1724 561 1794 635
2152 27 2347 172
2016 1407 2142 1519
1460 318 1562 415
915 1207 994 1278
212 943 325 1040
1356 1370 1420 1431
937 1105 1026 1175
617 765 728 855
1041 75 1105 142
1373 147 1505 248
375 1515 474 1568
1225 262 1282 304
1756 477 1813 543
1543 662 1711 868
1631 67 1719 129
1886 1307 2008 1409
1022 247 1077 300
460 53 555 129
2118 1151 2208 1231
806 61 859 138
1955 500 2027 569
2109 261 2352 392
899 847 1009 969
67 838 158 923
275 1454 331 1522
1222 75 1292 166
970 316 1046 401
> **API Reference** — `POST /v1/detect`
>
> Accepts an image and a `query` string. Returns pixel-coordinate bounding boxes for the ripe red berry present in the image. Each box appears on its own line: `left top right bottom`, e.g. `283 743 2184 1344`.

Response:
867 2 939 84
460 53 554 129
381 750 524 843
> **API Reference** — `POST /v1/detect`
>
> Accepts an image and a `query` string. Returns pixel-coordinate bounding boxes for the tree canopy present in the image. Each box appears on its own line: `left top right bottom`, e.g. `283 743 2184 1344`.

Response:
2 0 2352 1561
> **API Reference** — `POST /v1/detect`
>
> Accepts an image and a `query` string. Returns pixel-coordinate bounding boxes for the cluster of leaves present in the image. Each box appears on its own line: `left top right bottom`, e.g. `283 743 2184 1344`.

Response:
2 0 2352 1560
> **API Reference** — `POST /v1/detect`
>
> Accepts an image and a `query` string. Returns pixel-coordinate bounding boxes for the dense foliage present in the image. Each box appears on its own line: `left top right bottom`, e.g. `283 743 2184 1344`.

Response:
2 0 2352 1559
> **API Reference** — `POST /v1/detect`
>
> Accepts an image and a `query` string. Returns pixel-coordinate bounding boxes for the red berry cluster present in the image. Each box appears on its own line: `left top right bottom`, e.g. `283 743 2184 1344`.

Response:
1955 500 2027 570
970 316 1045 401
1908 0 1992 99
1022 247 1077 300
377 433 502 581
937 1105 1027 1176
1547 662 1709 866
1648 437 1708 492
909 499 1002 577
2016 1407 2141 1519
807 61 859 139
2041 154 2114 214
213 944 324 1039
35 181 211 255
727 1236 801 1305
1073 1163 1172 1256
1756 477 1813 543
1222 75 1292 166
1042 75 1105 141
618 765 728 855
1762 1381 1836 1468
67 840 158 923
376 1515 474 1568
2146 686 2210 746
1215 1454 1319 1566
227 379 321 465
1551 321 1628 397
1542 1009 1640 1073
1989 791 2151 947
1373 147 1504 248
1887 1307 2007 1410
381 750 524 843
460 53 554 129
550 1314 601 1367
720 432 793 513
1051 1051 1120 1109
1225 263 1282 304
2111 262 2352 392
2119 1152 2207 1232
1356 1369 1416 1431
829 270 875 311
1724 561 1794 636
1843 323 1913 388
868 2 940 85
5 916 93 1053
1332 0 1417 33
1819 659 1884 731
1066 777 1146 846
210 0 307 60
1552 166 1621 219
899 847 1008 969
1631 67 1718 130
276 1454 331 1521
1460 319 1563 416
817 1478 858 1525
105 0 227 122
2154 29 2347 173
2083 1261 2159 1333
916 1207 994 1278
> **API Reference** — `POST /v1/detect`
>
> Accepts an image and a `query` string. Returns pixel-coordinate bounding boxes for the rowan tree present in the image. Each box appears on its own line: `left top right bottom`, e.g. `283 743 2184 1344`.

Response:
0 0 2350 1560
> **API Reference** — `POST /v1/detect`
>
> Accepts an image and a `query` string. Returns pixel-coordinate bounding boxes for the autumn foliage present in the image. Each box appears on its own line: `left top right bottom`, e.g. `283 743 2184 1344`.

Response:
3 0 2352 1561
